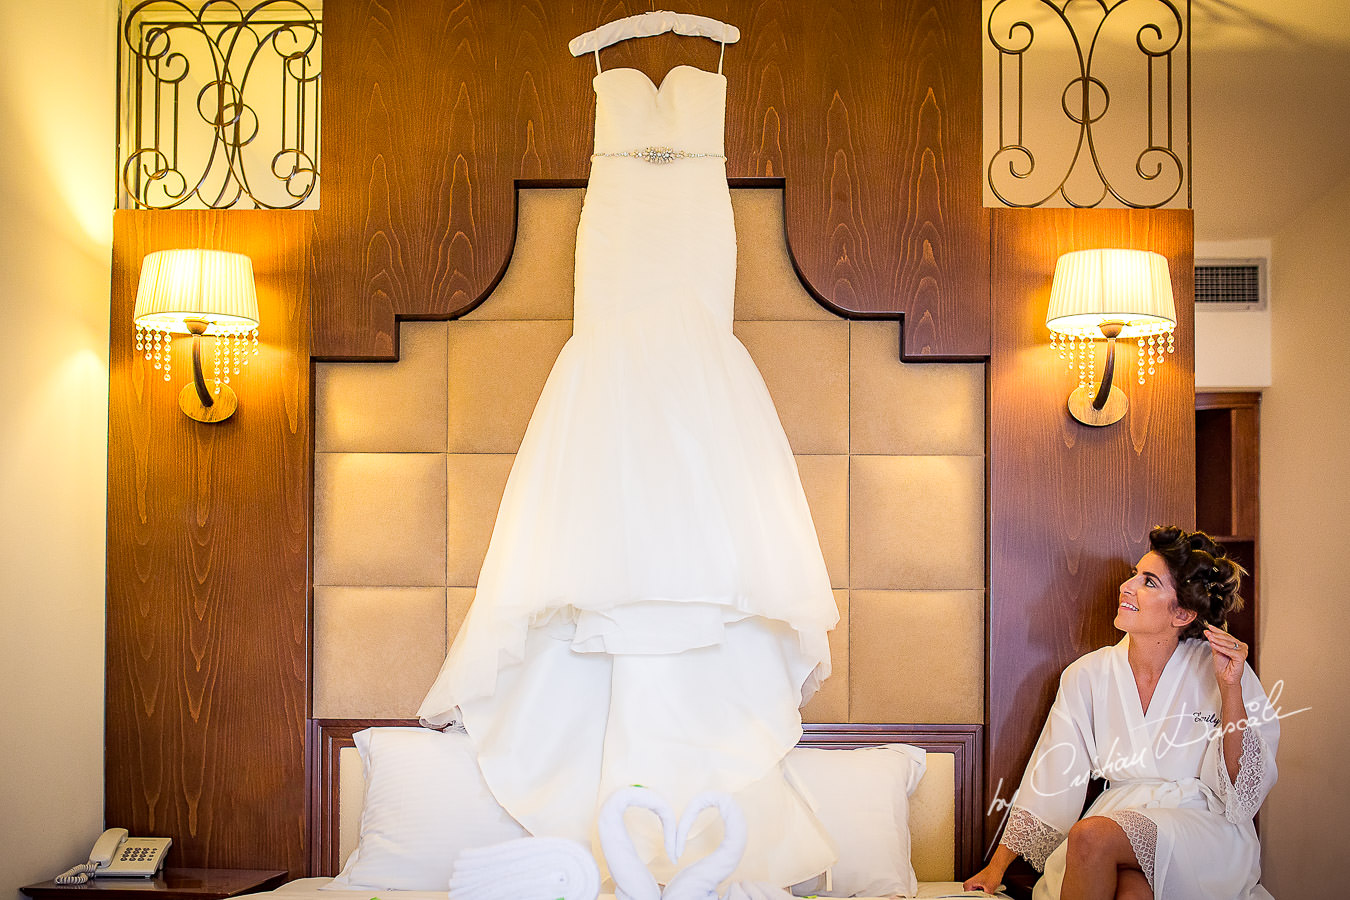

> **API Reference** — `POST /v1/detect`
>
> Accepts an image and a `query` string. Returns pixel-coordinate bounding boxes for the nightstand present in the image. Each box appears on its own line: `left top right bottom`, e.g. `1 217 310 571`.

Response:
22 869 288 900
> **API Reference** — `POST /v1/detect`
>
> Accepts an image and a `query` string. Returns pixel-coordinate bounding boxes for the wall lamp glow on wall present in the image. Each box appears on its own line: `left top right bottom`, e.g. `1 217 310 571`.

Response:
1046 249 1176 427
134 249 260 423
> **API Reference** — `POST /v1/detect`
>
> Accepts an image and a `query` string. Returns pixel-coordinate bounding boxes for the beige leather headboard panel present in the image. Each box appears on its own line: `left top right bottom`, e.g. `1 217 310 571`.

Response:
314 188 985 724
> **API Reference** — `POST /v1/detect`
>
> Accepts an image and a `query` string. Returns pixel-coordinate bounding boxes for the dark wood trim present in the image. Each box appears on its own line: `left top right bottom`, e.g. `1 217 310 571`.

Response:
1195 391 1261 411
21 870 288 900
311 720 982 880
1195 391 1261 670
308 718 418 876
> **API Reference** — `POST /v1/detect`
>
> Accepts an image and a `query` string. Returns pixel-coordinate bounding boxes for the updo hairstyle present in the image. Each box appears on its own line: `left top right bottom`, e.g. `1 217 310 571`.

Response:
1148 525 1245 641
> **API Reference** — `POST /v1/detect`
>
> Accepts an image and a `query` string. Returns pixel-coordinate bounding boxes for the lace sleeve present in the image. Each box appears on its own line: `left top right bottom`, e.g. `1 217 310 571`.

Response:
1214 726 1269 823
1003 806 1066 873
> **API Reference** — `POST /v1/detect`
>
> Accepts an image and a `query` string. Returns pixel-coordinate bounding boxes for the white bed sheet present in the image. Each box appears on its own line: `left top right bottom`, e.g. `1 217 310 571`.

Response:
271 875 1013 899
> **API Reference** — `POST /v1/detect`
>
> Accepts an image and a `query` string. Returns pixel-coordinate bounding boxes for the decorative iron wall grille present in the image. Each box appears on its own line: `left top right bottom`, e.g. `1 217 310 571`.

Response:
984 0 1190 209
118 0 321 209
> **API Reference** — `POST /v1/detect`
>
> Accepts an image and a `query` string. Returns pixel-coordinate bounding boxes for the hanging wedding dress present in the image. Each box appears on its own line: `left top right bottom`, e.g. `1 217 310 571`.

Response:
419 12 838 887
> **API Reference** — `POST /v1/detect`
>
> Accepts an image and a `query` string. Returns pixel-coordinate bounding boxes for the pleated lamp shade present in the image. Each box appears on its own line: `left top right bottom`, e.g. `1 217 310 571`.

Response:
134 249 260 334
1045 249 1176 339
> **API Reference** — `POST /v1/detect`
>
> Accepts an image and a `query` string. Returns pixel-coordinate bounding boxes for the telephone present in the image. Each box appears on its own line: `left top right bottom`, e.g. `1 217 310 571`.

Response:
55 828 172 884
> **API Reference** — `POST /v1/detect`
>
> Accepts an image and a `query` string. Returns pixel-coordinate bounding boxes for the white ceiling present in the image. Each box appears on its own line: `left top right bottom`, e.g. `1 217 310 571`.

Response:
1191 0 1350 240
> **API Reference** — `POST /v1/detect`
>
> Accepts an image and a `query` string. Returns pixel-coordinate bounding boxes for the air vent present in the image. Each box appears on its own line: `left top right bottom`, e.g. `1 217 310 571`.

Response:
1195 258 1267 311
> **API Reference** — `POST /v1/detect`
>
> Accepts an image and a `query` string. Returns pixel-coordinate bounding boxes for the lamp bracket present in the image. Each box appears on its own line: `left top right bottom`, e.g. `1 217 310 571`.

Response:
1069 384 1127 426
179 382 238 423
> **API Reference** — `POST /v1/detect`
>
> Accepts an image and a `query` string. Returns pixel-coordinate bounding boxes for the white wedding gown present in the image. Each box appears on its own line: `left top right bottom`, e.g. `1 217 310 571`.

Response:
419 55 838 887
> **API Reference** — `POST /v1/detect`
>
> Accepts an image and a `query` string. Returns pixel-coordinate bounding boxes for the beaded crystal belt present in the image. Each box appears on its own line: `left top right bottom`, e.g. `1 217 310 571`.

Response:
591 146 725 164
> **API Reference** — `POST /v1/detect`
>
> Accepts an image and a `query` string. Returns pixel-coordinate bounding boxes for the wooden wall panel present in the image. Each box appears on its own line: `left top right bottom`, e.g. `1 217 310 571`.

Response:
768 0 988 357
106 210 312 875
986 208 1195 850
313 0 988 360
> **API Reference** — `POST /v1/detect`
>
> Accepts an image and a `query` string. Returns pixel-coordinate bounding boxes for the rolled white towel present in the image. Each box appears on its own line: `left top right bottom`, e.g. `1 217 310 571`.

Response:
447 836 600 900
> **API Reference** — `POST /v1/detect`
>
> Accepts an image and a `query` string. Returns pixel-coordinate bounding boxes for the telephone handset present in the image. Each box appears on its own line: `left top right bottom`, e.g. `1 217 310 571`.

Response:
55 828 172 884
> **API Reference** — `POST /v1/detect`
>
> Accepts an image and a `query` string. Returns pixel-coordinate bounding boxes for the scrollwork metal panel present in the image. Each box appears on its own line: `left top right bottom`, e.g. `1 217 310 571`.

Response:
984 0 1189 209
119 0 321 209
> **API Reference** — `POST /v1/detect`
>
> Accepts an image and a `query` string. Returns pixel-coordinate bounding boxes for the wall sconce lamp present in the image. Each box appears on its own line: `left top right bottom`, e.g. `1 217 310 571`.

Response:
134 249 260 423
1046 248 1176 427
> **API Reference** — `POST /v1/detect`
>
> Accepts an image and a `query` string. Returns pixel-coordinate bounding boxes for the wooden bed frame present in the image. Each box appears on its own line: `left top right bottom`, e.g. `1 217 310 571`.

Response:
308 719 984 880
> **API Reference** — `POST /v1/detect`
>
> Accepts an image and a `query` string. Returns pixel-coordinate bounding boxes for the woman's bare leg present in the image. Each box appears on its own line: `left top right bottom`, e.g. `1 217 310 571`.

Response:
1059 817 1146 900
1114 869 1152 900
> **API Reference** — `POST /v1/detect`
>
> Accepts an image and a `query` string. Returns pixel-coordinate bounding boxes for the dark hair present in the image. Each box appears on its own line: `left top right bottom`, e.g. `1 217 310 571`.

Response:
1147 525 1245 640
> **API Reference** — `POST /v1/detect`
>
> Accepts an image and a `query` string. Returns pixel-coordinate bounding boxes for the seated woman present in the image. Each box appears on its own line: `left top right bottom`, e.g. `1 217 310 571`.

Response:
965 526 1278 900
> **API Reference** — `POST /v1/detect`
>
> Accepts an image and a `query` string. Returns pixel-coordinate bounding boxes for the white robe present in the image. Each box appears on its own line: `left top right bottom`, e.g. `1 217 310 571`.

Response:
1002 637 1279 900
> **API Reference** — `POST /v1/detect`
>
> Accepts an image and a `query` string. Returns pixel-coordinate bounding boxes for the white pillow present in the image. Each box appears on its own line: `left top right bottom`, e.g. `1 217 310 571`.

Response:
326 726 529 890
784 743 927 898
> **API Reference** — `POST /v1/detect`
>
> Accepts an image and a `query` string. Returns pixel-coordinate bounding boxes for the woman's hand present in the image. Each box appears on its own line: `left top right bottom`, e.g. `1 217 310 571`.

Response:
962 864 1005 894
1205 624 1252 782
1203 624 1247 688
963 845 1015 895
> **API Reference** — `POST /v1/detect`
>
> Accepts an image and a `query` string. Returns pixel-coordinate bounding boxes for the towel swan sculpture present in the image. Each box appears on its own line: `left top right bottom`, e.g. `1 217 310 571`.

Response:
599 787 759 900
662 792 748 900
598 786 681 900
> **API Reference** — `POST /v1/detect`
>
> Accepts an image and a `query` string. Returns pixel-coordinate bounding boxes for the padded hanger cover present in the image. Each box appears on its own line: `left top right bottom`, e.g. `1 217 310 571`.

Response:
569 10 740 56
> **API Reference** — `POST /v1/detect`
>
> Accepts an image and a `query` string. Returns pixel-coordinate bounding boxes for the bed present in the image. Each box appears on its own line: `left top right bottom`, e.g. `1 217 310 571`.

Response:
264 879 1005 900
292 719 1008 899
267 877 1006 900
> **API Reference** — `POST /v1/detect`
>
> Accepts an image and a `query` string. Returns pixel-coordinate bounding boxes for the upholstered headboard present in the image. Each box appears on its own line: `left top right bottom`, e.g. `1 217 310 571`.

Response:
311 187 986 726
307 185 987 877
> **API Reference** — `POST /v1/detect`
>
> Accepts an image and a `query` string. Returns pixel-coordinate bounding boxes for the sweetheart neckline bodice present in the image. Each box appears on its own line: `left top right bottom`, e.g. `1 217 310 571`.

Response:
593 64 726 94
590 63 727 157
